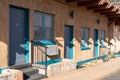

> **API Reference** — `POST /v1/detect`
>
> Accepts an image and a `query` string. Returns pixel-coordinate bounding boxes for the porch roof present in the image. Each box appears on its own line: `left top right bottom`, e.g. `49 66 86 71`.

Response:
66 0 120 26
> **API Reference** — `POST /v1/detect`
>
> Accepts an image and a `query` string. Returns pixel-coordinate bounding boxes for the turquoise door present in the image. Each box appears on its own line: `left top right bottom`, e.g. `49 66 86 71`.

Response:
94 29 99 57
64 25 73 59
9 6 29 65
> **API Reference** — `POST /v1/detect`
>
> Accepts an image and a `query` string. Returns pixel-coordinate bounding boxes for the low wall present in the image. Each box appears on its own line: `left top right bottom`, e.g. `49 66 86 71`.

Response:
0 69 23 80
46 59 76 77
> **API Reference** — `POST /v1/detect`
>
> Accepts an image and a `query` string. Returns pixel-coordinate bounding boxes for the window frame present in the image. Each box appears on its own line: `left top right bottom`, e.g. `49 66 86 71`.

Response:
34 11 54 42
100 30 106 48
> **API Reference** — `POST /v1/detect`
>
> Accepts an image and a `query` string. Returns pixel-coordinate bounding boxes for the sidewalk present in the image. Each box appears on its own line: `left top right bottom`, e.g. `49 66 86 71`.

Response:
42 57 120 80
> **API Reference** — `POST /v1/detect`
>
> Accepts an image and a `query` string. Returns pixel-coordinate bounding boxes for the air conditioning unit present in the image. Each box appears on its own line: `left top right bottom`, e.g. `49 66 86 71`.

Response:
46 45 58 56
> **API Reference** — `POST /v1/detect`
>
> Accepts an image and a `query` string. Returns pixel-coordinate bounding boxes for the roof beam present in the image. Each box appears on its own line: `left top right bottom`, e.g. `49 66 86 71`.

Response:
115 18 120 25
78 0 103 7
100 9 119 15
106 14 120 18
87 2 108 10
108 18 118 27
94 6 114 12
66 0 91 3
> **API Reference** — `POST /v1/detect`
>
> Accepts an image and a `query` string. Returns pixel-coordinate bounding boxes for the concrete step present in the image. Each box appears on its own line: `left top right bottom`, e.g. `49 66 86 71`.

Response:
20 67 39 76
9 63 32 69
27 74 46 80
9 63 46 80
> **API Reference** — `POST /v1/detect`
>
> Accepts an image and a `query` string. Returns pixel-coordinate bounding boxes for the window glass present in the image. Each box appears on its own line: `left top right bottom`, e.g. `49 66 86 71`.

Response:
34 12 54 41
81 28 89 48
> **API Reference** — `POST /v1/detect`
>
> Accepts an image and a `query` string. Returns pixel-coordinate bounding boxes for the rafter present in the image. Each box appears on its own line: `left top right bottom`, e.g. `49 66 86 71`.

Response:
66 0 92 3
115 18 120 25
108 18 118 27
87 2 108 10
78 0 103 7
100 9 119 15
94 6 114 12
106 14 120 18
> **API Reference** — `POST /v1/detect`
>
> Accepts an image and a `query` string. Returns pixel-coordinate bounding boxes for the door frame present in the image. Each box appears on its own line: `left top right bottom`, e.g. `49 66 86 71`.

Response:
94 29 99 57
64 25 74 59
9 5 30 65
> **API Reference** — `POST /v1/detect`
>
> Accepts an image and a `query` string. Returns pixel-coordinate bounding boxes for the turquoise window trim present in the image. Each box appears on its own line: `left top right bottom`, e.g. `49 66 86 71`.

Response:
33 40 56 46
81 47 91 50
100 45 106 48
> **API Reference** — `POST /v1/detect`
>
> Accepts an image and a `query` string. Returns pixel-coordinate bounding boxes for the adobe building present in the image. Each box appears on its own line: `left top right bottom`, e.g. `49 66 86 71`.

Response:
0 0 120 71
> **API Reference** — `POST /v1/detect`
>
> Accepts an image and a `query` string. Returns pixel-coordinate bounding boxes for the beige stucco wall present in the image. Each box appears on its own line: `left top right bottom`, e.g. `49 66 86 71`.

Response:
0 0 110 68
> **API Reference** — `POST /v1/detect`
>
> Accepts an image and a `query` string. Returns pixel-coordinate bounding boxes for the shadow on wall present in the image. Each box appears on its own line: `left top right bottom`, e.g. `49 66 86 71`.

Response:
32 43 61 63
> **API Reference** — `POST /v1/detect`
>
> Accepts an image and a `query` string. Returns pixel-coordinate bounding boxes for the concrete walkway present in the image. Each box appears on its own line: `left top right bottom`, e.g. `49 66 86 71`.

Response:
42 57 120 80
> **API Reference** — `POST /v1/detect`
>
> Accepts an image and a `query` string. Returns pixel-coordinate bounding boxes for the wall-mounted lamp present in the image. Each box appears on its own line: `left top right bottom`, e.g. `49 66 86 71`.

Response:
70 10 74 18
97 19 100 24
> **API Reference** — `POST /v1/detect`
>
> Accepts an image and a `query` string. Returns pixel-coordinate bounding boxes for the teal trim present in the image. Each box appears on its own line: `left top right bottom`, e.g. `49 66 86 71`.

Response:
0 68 8 74
70 28 74 59
33 40 56 46
77 55 107 66
36 58 62 65
98 55 107 59
81 47 91 50
77 57 97 66
0 69 2 74
100 46 106 48
25 12 29 63
64 26 74 59
25 41 29 63
114 52 120 58
94 29 99 57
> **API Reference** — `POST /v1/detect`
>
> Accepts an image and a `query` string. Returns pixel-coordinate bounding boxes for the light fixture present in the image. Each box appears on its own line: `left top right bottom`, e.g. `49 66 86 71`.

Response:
97 19 100 24
70 10 74 18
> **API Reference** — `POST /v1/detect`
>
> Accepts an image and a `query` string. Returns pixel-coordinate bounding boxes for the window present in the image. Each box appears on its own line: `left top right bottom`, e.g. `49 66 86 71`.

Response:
81 28 90 49
100 30 105 47
34 11 54 41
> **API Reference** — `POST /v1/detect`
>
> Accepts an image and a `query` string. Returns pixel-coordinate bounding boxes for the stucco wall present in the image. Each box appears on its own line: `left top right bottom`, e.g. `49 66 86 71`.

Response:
0 0 110 68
